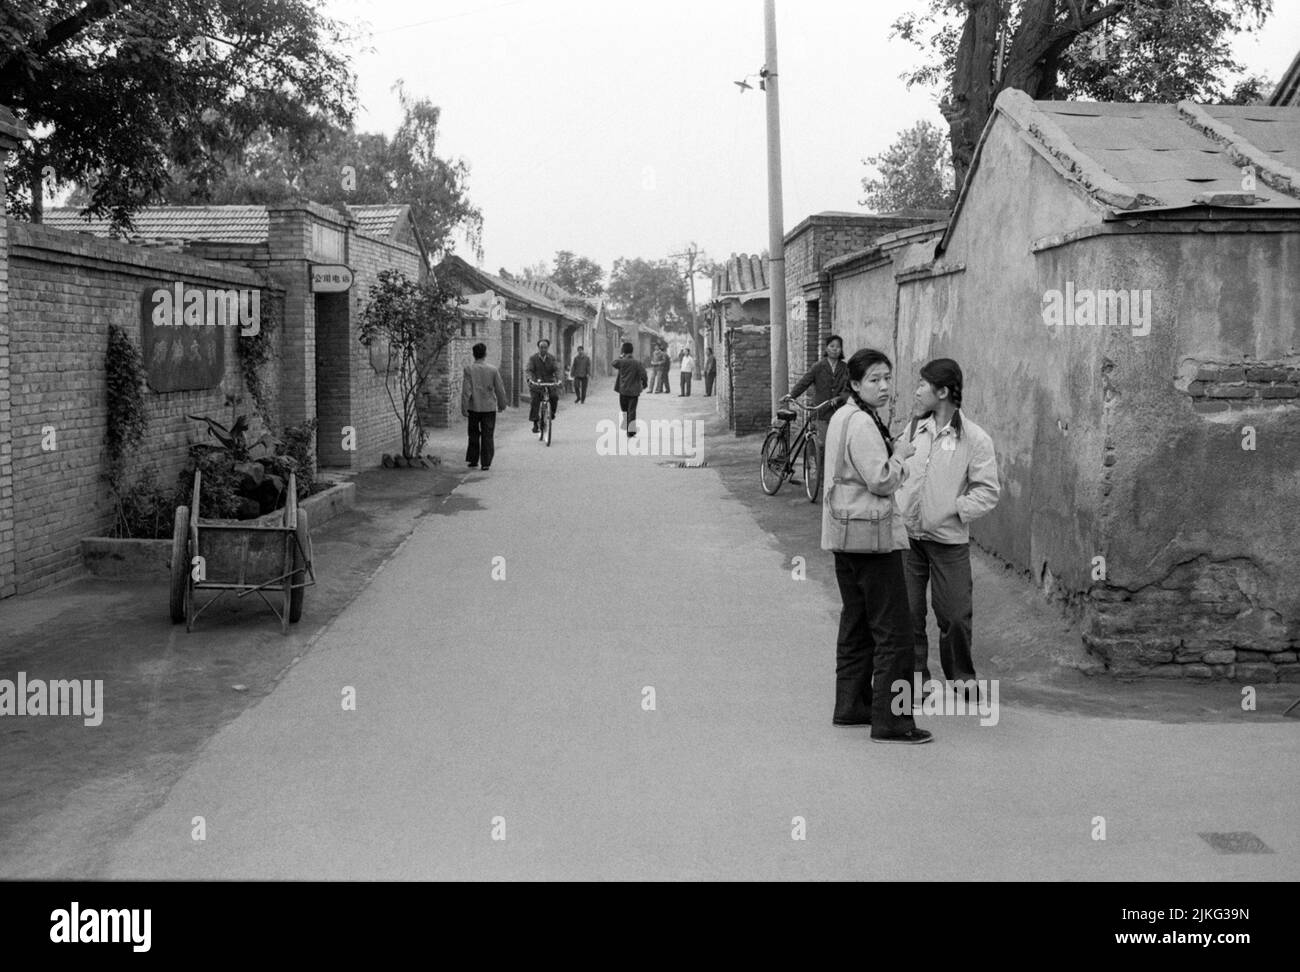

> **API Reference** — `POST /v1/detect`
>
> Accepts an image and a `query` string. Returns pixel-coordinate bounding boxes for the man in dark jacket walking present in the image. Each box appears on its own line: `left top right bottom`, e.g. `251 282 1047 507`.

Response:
610 342 648 436
570 346 591 403
703 348 717 396
461 342 508 471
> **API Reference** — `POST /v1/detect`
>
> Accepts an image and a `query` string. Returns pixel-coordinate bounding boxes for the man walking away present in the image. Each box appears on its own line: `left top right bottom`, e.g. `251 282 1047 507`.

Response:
461 342 508 471
571 345 590 403
897 358 1000 701
526 338 560 434
610 341 648 436
679 349 695 396
703 348 717 396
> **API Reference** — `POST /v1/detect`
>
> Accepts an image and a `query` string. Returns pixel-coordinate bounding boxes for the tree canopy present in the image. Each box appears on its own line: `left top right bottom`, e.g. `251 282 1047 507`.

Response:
860 120 956 213
3 0 357 228
551 251 605 297
608 257 689 330
893 0 1274 186
162 83 484 262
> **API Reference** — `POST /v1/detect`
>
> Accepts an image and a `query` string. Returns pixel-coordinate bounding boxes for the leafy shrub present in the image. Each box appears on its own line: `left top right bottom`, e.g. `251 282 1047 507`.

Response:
111 467 175 539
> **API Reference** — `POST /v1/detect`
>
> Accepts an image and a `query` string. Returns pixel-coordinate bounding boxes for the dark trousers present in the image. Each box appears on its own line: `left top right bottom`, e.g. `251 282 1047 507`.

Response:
573 376 588 402
619 393 639 428
466 410 497 468
704 372 715 395
656 367 669 393
679 373 692 395
903 538 976 681
833 551 917 735
529 388 558 423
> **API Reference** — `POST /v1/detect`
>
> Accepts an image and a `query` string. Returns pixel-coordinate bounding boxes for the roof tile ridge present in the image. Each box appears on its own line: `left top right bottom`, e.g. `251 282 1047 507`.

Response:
1176 100 1300 200
998 89 1156 210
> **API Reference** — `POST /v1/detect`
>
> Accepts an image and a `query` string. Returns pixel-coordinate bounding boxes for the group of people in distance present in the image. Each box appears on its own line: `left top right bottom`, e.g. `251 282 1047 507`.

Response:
790 335 1001 746
644 343 718 397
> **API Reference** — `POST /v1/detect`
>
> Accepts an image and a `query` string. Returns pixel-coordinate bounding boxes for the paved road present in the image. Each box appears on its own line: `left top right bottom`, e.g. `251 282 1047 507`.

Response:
103 386 1300 880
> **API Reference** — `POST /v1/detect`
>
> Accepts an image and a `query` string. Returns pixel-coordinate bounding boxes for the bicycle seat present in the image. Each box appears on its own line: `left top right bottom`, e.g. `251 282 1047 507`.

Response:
776 408 797 422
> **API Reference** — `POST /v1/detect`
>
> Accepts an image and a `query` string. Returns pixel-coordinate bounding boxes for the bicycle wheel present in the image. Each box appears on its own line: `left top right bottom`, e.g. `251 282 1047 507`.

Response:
760 429 790 495
544 405 553 447
803 435 822 503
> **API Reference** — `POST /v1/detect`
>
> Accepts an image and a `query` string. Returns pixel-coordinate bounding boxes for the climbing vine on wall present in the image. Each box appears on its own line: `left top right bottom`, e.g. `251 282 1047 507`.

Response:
236 296 279 423
104 323 147 494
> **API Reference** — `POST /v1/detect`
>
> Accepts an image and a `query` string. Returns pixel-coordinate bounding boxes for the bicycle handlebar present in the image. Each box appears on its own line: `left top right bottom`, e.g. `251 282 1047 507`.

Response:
780 397 833 412
528 380 563 387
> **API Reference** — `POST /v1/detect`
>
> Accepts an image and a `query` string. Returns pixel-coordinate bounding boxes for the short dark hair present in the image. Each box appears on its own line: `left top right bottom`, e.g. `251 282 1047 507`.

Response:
826 334 843 348
847 348 892 383
537 338 550 349
472 342 487 359
576 345 584 351
621 341 634 354
920 357 963 407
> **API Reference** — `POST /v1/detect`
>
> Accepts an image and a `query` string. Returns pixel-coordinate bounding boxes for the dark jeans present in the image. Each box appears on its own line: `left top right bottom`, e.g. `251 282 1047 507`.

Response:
903 538 976 681
679 373 692 395
573 376 588 402
833 550 917 735
704 372 715 395
656 367 670 393
529 388 558 424
619 393 640 428
465 411 497 468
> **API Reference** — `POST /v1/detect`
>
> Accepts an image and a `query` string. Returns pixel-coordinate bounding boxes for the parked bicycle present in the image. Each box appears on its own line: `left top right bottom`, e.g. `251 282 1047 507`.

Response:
760 397 829 502
529 379 563 446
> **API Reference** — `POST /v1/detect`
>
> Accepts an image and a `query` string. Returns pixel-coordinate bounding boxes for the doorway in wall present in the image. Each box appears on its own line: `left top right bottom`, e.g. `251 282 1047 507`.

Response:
314 292 351 467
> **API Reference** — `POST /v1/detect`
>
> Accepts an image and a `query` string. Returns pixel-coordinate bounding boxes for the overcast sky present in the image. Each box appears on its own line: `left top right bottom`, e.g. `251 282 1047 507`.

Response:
327 0 1298 292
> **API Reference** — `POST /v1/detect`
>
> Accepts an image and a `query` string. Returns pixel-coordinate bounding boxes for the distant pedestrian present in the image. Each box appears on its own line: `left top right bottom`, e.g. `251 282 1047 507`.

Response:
822 347 931 744
679 350 695 396
897 358 1000 701
461 342 508 471
610 341 648 436
657 344 671 394
570 346 591 403
703 348 717 396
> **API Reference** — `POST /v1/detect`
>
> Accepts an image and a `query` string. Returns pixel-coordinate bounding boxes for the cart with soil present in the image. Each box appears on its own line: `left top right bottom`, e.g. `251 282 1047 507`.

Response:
169 469 315 633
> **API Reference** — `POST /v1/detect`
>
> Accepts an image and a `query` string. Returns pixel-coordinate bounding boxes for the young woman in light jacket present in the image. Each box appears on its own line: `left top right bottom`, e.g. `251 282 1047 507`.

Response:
820 348 933 745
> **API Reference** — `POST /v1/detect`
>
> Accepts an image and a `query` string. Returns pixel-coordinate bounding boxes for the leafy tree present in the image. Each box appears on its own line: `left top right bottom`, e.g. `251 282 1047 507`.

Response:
893 0 1273 188
162 83 483 262
358 269 464 460
3 0 357 228
518 260 551 282
861 120 956 213
551 251 605 296
608 257 690 330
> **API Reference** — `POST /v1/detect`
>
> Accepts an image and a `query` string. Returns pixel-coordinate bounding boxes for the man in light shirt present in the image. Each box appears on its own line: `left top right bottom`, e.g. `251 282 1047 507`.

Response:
897 358 1001 699
679 349 695 396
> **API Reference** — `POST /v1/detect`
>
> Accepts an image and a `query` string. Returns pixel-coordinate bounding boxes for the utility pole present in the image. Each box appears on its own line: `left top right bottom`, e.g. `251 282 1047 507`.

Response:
670 242 708 364
764 0 788 416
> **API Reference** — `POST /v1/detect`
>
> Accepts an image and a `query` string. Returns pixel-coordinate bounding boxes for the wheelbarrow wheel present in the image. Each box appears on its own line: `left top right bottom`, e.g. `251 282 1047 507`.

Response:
169 505 189 623
289 509 310 623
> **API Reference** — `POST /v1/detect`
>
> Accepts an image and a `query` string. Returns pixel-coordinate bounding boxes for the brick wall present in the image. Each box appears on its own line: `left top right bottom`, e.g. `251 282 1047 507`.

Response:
0 152 14 596
722 324 772 435
6 221 278 595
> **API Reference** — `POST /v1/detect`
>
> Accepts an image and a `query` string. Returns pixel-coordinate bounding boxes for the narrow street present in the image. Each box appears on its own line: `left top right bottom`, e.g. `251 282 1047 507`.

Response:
92 385 1298 881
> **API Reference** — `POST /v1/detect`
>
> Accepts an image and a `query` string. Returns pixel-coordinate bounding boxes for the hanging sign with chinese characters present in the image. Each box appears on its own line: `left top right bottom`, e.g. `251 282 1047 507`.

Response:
311 264 354 293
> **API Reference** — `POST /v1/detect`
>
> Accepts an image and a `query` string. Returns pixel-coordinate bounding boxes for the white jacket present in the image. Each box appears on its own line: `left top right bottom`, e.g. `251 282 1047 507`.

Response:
820 406 910 552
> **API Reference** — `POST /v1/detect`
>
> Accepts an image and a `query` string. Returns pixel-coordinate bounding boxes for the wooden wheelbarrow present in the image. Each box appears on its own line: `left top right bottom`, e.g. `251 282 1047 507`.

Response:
169 470 316 634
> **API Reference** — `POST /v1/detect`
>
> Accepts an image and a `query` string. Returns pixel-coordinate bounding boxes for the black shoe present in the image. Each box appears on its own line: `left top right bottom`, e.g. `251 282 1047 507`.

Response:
870 728 934 745
531 424 539 433
481 466 490 471
467 462 478 468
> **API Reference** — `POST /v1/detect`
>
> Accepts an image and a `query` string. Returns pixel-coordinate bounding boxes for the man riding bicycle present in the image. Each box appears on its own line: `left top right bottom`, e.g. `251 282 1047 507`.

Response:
526 338 561 434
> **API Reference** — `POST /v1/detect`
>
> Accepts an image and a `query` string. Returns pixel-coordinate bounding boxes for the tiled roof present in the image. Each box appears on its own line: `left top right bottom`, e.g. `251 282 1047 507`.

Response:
995 92 1300 213
43 206 269 243
436 255 581 321
712 253 769 297
1269 49 1300 107
346 204 408 240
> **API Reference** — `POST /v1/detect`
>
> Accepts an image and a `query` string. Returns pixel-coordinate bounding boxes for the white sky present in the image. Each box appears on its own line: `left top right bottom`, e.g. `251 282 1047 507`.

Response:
332 0 1296 291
